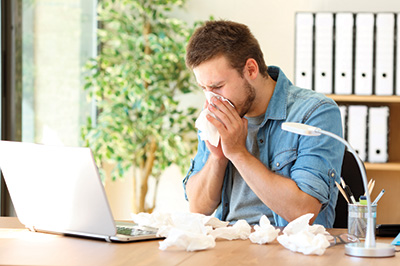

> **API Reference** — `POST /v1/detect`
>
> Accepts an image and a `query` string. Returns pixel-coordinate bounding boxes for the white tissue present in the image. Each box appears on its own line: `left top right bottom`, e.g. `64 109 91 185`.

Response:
249 215 280 244
131 212 172 229
132 212 230 251
203 216 230 228
195 91 234 147
281 213 314 235
158 228 216 251
131 212 258 251
209 219 251 240
277 213 331 256
132 212 212 237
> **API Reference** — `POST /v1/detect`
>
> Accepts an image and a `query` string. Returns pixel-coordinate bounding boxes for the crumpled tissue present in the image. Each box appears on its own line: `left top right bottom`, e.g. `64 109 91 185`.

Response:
195 91 234 147
131 212 229 236
131 212 244 252
249 215 280 244
277 213 331 255
209 219 251 240
158 227 216 252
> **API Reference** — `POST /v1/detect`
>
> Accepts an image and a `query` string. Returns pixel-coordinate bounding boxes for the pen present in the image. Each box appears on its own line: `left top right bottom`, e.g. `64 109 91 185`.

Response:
372 189 385 205
359 195 367 205
341 178 357 204
344 185 357 204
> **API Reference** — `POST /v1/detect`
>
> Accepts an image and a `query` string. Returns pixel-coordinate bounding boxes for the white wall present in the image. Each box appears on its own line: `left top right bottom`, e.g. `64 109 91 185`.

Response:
177 0 400 81
109 0 400 219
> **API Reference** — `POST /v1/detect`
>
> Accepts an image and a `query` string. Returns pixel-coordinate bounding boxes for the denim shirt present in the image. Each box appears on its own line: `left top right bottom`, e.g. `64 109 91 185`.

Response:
183 66 345 228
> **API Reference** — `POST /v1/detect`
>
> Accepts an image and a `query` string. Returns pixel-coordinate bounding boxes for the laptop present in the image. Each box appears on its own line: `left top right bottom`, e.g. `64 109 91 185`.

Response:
0 140 163 242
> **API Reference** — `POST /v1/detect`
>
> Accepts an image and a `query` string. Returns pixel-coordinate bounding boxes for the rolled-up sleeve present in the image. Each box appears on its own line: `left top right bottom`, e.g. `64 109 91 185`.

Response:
290 100 344 209
182 135 210 201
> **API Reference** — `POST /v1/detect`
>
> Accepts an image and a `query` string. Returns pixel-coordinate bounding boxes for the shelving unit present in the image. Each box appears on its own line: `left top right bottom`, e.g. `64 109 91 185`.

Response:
327 94 400 224
327 95 400 103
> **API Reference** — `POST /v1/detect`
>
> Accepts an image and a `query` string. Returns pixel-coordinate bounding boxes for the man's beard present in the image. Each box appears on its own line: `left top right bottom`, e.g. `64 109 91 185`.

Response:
238 79 256 117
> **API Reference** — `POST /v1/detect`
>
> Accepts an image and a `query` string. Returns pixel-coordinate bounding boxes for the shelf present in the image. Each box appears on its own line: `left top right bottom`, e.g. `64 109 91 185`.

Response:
326 94 400 174
365 162 400 171
327 94 400 103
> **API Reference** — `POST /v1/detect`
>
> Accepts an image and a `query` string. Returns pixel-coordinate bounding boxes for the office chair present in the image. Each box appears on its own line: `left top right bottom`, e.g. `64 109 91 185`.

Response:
333 150 365 228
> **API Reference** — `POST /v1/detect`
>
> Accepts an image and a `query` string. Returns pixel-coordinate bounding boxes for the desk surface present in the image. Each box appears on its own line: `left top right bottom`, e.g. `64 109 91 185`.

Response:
0 217 398 266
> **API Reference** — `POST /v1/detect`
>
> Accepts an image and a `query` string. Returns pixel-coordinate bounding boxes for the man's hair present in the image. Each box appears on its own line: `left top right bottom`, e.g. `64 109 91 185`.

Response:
186 20 268 78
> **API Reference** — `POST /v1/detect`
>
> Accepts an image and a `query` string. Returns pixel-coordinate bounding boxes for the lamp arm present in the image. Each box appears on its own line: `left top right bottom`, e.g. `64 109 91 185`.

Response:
316 128 375 247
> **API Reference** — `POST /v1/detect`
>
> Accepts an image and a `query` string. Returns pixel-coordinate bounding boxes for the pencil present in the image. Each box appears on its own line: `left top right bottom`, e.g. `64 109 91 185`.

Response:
335 181 349 203
365 179 374 196
368 180 375 195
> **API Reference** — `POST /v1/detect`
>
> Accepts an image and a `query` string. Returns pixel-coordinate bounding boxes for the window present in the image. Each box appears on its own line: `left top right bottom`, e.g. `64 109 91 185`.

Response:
1 0 97 216
21 0 97 145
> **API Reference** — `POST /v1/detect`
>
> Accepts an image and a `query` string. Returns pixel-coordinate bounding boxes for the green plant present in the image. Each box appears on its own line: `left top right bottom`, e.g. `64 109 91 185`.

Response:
82 0 198 213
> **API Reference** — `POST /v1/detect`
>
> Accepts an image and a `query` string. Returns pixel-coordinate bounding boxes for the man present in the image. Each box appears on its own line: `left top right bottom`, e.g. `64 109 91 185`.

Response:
183 20 344 227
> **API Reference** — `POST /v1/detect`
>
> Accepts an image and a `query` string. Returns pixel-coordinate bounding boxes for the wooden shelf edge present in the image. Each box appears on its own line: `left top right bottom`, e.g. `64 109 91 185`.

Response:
327 94 400 103
365 162 400 171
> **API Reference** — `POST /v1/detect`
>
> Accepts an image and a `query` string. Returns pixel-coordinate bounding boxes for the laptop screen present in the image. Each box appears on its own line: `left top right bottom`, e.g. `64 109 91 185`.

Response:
0 141 116 237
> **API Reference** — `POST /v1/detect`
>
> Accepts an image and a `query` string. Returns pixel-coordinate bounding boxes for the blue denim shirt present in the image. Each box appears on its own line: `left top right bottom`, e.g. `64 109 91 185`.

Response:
183 66 345 228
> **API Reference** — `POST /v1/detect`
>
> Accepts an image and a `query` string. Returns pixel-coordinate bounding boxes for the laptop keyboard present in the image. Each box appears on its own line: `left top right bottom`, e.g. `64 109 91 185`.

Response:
116 225 158 236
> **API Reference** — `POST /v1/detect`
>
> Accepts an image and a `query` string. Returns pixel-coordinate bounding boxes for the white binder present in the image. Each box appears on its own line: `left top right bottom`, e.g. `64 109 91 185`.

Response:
295 13 314 90
334 13 354 95
354 13 374 95
338 105 347 140
368 106 389 163
314 13 333 94
347 105 368 161
375 13 395 96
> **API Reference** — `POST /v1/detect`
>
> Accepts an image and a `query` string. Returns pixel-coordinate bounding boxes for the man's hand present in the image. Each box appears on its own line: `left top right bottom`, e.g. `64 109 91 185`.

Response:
206 97 248 161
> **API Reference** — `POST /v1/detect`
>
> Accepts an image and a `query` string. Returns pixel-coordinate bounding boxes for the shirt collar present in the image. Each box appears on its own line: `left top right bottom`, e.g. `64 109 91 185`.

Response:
264 66 291 121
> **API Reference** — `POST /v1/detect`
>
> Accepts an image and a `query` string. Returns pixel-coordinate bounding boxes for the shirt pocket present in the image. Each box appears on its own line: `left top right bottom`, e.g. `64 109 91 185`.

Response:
270 149 298 177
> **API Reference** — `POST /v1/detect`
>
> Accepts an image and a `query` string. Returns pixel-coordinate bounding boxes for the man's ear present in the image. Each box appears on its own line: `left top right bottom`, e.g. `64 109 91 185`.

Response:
244 58 259 80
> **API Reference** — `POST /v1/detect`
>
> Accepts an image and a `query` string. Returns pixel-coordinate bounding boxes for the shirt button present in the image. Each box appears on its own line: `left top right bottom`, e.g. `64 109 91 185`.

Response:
259 139 264 143
276 162 280 167
331 173 335 177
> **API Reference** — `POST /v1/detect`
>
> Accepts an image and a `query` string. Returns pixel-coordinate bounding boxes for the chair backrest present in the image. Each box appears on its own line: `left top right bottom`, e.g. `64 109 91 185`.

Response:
333 150 365 228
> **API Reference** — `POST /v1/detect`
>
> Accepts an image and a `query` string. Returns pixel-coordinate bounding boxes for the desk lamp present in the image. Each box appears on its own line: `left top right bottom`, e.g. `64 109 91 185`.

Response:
281 122 395 257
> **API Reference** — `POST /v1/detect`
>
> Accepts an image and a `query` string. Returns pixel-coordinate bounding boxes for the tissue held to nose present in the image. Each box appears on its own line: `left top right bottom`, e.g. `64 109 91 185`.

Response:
195 91 234 147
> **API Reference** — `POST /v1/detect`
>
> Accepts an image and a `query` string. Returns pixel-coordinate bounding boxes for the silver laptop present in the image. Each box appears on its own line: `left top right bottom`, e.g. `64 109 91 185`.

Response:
0 140 162 242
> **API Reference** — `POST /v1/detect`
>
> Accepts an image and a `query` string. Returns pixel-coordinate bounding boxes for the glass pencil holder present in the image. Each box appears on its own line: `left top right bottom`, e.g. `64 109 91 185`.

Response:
348 203 377 239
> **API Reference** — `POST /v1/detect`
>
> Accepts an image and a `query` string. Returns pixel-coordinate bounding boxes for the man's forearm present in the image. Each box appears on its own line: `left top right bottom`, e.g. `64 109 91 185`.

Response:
229 151 322 223
186 154 228 215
